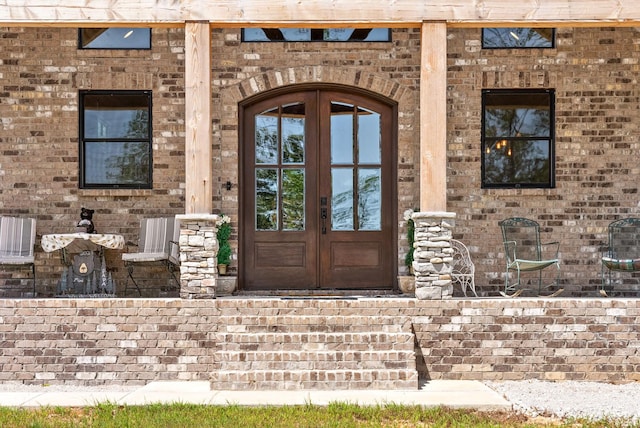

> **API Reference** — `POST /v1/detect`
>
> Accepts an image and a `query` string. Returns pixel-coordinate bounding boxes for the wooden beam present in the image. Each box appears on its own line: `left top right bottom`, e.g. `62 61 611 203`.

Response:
419 22 447 213
3 1 640 26
184 21 212 214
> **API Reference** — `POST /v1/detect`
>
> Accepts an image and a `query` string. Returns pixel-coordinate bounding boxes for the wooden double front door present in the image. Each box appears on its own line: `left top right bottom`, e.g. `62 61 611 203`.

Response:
241 88 396 291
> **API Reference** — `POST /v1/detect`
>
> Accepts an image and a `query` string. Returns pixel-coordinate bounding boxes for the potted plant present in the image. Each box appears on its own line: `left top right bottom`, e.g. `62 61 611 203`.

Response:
404 209 416 274
216 214 232 275
398 209 417 295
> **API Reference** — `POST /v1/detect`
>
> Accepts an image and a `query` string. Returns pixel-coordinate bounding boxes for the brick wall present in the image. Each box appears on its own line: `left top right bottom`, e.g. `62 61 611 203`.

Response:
0 27 186 295
447 27 640 296
0 298 637 385
2 26 640 296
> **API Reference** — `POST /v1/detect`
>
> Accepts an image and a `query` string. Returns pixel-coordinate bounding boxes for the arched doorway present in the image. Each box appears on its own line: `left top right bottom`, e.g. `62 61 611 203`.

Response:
240 86 397 291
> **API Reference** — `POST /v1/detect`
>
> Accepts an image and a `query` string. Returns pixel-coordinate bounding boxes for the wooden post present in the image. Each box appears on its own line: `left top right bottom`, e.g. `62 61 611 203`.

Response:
419 22 447 212
185 21 213 214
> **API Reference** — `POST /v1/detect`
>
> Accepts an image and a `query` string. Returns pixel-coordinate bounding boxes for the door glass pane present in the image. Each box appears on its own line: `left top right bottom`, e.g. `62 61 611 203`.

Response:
332 168 354 231
282 103 305 164
330 102 354 164
256 109 278 164
282 169 305 231
256 168 278 230
357 107 381 164
358 168 381 231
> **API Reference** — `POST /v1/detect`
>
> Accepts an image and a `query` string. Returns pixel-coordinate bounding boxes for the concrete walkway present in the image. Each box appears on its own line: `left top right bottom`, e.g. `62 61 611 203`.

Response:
0 380 511 410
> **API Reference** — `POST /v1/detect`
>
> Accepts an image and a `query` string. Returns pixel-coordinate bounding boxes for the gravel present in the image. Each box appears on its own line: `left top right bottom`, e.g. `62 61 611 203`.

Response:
486 380 640 422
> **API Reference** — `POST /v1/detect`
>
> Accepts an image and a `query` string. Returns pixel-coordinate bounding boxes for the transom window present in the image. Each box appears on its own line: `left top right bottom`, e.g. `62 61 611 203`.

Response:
79 91 152 189
242 28 390 42
79 28 151 49
482 28 555 49
481 89 555 189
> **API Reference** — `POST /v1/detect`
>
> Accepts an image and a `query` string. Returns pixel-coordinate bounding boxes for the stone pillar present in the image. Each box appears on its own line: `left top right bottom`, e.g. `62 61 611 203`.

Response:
411 211 456 300
175 214 219 299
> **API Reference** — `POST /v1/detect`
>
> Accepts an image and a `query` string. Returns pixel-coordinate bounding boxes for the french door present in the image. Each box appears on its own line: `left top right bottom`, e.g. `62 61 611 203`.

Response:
241 88 396 290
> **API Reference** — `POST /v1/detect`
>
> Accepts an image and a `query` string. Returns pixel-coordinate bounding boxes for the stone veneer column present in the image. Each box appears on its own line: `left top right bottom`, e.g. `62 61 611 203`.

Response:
411 211 456 300
175 214 219 299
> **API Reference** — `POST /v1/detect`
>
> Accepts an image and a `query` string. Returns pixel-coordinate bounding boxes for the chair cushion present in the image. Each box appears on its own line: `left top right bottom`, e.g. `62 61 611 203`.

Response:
602 256 640 272
0 255 35 265
511 259 558 272
122 252 168 263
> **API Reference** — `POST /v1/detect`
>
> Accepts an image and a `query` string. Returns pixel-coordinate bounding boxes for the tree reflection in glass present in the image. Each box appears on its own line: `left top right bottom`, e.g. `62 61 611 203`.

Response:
254 103 306 231
483 91 553 187
256 168 278 230
82 93 151 186
358 168 381 230
282 169 304 230
332 168 354 231
482 28 554 49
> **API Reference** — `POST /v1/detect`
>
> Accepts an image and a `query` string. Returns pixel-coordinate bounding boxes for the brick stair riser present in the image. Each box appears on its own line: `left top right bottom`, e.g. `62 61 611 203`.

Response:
210 313 418 390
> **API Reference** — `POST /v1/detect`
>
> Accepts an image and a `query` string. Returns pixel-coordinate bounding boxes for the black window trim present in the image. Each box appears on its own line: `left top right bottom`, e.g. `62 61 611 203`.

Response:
79 89 153 190
481 88 556 189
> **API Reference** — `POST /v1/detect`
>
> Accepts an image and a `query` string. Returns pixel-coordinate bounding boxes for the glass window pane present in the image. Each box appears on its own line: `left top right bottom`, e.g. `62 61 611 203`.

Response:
482 28 554 49
282 169 305 231
357 107 381 164
484 139 550 185
482 90 554 188
83 94 149 139
256 169 279 231
256 110 278 164
243 28 390 42
484 93 550 138
282 103 305 164
80 28 151 49
332 168 354 231
331 102 354 164
358 168 381 231
324 28 390 42
84 141 150 185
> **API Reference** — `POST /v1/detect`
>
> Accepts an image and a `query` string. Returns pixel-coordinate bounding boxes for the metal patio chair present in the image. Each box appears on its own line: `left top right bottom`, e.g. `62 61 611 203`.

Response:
601 217 640 297
498 217 562 297
450 239 478 297
122 217 180 296
0 216 37 296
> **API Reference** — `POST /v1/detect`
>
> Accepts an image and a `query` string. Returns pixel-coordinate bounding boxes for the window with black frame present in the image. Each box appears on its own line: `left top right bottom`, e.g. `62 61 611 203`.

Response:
79 28 151 49
79 91 152 189
242 28 390 42
481 89 555 189
482 28 555 49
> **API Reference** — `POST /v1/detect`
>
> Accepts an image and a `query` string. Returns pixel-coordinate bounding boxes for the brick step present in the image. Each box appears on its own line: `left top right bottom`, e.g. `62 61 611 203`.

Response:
212 315 418 390
216 350 416 369
211 369 419 390
215 315 410 330
216 332 415 347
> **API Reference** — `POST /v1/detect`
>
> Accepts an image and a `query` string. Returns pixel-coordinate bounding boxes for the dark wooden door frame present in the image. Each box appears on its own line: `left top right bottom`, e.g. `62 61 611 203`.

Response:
239 84 398 292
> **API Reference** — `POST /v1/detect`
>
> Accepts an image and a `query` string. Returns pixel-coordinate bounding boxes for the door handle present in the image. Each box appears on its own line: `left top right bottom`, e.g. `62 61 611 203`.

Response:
321 208 327 234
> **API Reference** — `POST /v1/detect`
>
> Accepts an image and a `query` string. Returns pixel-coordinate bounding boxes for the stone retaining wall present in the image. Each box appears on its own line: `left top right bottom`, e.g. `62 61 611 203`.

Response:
0 298 637 386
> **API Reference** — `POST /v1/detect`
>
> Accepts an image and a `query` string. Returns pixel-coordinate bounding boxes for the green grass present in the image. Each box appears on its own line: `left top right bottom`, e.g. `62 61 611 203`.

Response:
0 403 637 428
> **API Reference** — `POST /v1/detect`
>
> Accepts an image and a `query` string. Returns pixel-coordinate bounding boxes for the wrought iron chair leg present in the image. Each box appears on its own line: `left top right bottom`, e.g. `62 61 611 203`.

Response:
124 263 142 296
31 263 36 297
166 262 180 290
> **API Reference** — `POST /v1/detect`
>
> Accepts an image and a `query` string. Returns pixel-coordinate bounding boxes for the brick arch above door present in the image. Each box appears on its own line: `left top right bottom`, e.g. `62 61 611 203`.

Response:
222 66 412 106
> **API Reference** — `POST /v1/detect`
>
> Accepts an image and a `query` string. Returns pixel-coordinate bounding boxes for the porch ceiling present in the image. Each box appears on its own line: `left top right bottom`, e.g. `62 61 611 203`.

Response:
2 0 640 28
